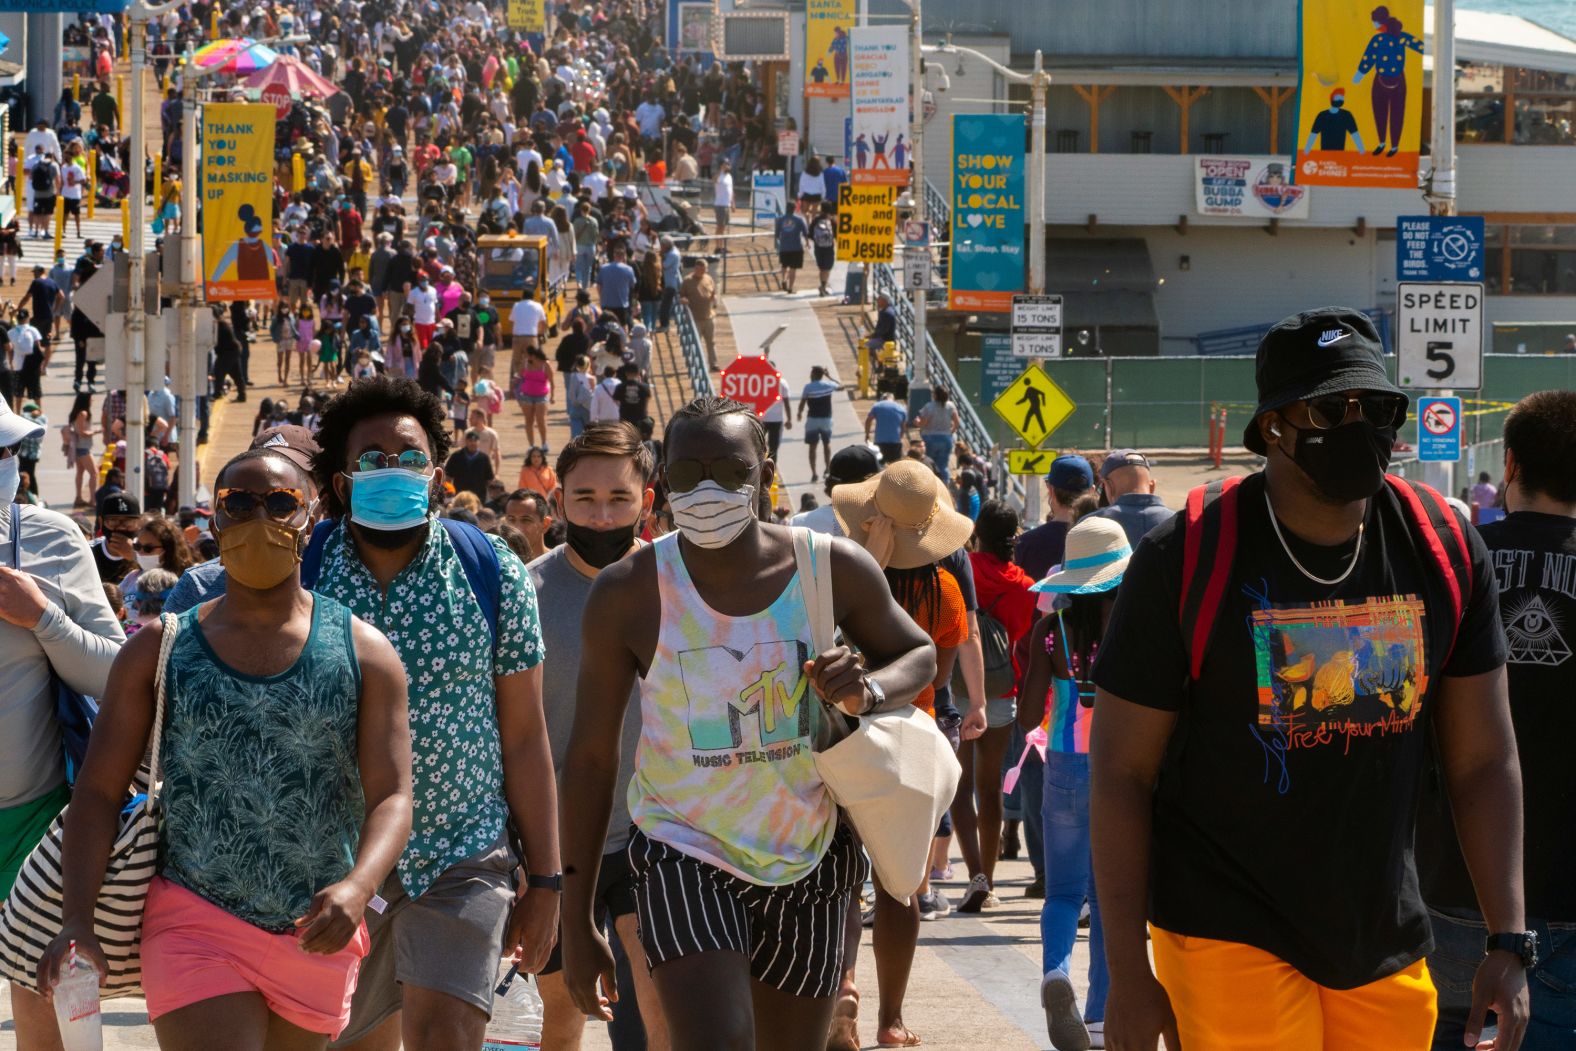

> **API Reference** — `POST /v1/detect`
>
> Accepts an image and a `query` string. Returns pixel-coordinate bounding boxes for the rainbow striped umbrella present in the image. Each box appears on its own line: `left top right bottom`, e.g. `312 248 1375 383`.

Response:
189 37 253 69
212 42 279 75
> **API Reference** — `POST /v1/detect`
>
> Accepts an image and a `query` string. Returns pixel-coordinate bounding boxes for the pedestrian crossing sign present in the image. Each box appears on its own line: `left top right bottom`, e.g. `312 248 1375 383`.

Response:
990 365 1075 449
1007 449 1057 475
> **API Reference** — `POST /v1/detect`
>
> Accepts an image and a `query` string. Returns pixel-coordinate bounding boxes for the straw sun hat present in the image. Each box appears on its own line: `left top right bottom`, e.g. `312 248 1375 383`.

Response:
832 460 975 570
1030 516 1133 595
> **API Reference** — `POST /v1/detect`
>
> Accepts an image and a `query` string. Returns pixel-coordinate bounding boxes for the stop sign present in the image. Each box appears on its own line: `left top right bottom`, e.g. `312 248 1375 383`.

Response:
718 355 783 417
263 84 293 119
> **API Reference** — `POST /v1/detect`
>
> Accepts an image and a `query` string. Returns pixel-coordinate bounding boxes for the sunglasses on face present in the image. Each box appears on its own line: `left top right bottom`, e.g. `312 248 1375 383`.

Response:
216 487 309 521
1300 392 1407 431
353 449 432 473
665 457 758 494
132 542 164 554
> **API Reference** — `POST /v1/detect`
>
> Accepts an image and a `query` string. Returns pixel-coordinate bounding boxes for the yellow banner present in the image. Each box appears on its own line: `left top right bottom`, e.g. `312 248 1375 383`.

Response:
507 0 545 33
835 184 895 264
1295 0 1424 188
805 0 854 100
201 103 277 303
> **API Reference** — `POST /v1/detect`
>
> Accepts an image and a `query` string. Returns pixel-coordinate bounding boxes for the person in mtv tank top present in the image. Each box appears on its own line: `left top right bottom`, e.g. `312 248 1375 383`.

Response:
558 394 938 1050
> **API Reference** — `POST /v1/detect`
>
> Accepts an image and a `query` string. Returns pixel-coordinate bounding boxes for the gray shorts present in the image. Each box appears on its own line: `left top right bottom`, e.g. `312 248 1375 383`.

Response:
986 694 1017 729
329 833 516 1045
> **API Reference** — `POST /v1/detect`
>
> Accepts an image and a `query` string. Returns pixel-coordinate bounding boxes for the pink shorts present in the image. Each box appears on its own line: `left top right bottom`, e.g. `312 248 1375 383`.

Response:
141 876 370 1037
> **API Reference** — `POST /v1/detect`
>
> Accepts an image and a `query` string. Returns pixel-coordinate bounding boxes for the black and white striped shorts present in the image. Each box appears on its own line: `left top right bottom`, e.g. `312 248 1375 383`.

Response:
627 822 866 999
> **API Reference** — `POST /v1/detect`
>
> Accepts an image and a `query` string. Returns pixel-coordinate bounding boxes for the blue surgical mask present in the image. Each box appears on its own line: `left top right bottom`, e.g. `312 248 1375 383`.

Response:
346 467 433 530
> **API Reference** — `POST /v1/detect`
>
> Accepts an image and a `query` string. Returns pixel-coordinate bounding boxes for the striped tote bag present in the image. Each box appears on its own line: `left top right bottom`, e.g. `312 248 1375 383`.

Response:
0 614 178 995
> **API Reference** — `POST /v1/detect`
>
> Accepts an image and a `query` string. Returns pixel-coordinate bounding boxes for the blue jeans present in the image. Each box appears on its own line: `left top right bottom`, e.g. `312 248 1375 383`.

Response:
1015 728 1045 883
1429 907 1576 1050
922 433 955 484
575 245 597 288
641 299 660 331
569 405 590 438
1041 750 1108 1021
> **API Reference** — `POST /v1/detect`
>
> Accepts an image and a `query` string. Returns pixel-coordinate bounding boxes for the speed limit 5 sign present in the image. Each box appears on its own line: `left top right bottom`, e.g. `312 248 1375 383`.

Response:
1397 282 1483 391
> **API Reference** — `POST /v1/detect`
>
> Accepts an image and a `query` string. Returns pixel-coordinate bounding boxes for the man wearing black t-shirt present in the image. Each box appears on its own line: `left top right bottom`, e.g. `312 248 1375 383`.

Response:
1421 390 1576 1050
1091 309 1529 1051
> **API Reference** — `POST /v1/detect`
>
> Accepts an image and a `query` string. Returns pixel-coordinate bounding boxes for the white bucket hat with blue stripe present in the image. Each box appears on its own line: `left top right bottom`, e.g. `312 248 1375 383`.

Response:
1030 516 1133 595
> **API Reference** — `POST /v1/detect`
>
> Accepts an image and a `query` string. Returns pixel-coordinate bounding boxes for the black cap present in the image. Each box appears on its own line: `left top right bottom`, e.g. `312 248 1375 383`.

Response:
1243 307 1407 454
98 492 141 518
825 446 881 488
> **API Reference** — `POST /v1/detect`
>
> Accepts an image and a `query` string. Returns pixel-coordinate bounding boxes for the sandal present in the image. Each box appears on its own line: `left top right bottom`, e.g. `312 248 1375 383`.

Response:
877 1026 922 1047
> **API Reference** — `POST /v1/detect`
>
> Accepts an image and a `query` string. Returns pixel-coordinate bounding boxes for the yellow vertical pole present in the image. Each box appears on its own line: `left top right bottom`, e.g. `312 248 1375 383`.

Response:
291 153 305 193
52 197 65 256
71 73 80 102
87 152 96 219
210 10 220 40
121 195 131 242
12 153 21 223
116 74 124 111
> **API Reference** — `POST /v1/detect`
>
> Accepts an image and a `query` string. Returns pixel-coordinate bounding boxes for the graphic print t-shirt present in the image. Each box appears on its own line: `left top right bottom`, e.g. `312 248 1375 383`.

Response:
1420 511 1576 922
1092 472 1504 989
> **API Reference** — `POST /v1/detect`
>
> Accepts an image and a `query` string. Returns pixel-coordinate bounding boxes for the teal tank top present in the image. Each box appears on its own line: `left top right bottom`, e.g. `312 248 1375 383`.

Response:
159 595 364 932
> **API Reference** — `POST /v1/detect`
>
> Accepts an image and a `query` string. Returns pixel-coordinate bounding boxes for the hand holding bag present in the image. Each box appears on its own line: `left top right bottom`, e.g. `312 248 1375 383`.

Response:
794 528 961 905
0 612 180 995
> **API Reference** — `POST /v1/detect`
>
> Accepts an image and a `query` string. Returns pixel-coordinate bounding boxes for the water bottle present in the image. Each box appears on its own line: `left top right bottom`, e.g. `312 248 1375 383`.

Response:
51 941 103 1051
483 962 543 1050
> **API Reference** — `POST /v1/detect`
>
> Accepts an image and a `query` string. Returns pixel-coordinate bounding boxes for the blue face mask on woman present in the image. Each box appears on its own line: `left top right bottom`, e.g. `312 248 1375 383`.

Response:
346 467 432 530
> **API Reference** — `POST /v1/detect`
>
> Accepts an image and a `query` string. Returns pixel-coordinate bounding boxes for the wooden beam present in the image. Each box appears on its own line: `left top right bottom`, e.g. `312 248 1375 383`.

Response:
1176 214 1189 235
1504 67 1517 144
1086 214 1099 233
1165 85 1210 154
1352 216 1367 237
1472 212 1576 225
1501 225 1513 292
1253 85 1295 152
1266 218 1280 236
1073 85 1118 153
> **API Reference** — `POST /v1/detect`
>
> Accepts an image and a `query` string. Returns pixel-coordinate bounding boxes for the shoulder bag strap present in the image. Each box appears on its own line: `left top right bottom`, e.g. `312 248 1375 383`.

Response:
1178 475 1245 681
812 530 835 653
10 502 19 569
439 518 501 648
145 612 180 811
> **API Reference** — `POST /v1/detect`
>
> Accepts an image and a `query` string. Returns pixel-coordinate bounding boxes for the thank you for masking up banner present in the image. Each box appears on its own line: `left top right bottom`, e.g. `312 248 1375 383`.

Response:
949 114 1024 313
202 103 278 302
805 0 853 100
1295 0 1424 188
850 26 910 186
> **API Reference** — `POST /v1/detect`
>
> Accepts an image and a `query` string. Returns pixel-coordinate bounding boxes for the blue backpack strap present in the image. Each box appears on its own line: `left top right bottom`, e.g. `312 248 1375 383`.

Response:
439 518 501 649
299 519 341 592
10 503 19 568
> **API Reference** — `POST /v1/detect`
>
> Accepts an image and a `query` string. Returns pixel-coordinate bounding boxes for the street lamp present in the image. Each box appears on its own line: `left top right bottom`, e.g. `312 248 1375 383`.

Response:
171 32 307 507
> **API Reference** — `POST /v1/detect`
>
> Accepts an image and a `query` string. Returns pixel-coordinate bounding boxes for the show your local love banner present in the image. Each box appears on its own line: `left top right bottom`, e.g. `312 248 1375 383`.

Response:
1295 0 1424 188
949 114 1024 313
805 0 854 100
202 103 277 303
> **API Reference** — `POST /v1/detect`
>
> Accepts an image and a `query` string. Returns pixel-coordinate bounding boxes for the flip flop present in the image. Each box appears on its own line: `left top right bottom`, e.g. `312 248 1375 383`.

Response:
877 1028 922 1047
826 1015 860 1051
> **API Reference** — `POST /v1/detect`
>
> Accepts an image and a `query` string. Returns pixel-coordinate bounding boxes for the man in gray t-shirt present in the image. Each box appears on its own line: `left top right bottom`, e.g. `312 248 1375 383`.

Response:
525 423 667 1049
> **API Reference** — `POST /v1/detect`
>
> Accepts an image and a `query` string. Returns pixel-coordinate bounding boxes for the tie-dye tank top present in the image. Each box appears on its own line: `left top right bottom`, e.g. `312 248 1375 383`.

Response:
1044 612 1095 754
628 533 836 886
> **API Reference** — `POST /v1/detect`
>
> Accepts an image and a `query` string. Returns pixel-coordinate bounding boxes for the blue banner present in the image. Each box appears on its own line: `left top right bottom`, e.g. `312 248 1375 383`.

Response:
1397 215 1485 282
949 114 1024 313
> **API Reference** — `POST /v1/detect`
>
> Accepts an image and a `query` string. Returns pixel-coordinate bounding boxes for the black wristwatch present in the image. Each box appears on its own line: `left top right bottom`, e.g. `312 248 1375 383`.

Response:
526 872 563 893
1485 930 1539 969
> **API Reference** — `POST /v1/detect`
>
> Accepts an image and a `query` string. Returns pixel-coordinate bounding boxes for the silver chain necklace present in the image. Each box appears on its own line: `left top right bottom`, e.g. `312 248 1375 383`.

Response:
1264 489 1364 587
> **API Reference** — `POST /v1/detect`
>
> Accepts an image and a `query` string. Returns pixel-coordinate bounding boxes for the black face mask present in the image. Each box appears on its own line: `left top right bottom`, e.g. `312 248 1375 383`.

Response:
564 519 637 569
1286 419 1396 504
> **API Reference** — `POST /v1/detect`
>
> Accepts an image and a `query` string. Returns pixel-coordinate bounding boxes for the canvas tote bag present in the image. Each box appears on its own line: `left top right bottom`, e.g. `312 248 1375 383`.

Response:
0 613 180 995
794 528 961 904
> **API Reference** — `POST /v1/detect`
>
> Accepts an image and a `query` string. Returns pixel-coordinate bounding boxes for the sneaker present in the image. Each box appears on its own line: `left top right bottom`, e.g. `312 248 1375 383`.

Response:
917 891 942 920
1078 900 1091 928
1041 969 1090 1051
929 864 953 883
1086 1021 1105 1049
982 891 1001 909
1024 878 1045 899
957 873 991 913
927 891 951 919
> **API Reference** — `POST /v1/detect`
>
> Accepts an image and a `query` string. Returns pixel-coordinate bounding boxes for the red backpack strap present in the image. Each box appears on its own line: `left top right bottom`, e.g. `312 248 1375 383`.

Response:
1383 475 1472 659
1179 476 1244 681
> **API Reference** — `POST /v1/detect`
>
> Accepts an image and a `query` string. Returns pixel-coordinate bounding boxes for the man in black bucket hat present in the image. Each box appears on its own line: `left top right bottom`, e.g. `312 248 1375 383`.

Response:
1084 307 1532 1051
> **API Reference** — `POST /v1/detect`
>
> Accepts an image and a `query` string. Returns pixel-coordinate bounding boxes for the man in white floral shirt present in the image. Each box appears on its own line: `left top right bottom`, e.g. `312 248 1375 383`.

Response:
310 376 560 1051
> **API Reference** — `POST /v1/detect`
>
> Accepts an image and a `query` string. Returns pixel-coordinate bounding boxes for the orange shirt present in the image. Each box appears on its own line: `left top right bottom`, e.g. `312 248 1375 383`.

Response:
904 567 969 717
517 463 558 498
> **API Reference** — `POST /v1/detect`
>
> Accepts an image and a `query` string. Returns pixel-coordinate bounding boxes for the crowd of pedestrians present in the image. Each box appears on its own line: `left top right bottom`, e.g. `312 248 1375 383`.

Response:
0 3 1570 1051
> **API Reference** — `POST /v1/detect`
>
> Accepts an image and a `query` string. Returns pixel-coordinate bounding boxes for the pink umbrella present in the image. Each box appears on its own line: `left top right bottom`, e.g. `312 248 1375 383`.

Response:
241 56 341 102
212 42 280 76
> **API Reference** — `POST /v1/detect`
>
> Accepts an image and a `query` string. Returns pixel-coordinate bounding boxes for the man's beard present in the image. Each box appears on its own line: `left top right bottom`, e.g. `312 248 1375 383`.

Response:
350 520 430 550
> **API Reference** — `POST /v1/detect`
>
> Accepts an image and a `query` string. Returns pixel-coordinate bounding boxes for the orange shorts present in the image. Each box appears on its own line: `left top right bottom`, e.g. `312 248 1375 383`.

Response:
141 876 370 1037
1150 925 1436 1051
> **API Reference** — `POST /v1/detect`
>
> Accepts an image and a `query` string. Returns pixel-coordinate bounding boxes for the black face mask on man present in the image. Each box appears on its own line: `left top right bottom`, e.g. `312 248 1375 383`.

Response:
563 519 637 569
1277 418 1397 503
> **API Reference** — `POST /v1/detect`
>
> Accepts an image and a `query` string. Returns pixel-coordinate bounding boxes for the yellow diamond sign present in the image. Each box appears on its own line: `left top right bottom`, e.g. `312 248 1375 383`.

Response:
1007 449 1056 475
991 365 1076 449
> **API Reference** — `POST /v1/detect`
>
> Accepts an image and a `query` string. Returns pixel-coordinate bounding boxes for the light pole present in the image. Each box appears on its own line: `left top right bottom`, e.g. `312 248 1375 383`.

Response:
908 0 928 399
172 33 306 507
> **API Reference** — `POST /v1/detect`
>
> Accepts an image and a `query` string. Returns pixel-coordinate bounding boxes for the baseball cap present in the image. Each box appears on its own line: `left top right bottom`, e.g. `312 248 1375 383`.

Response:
1047 454 1094 491
1243 306 1407 454
251 423 321 478
825 446 881 488
98 492 141 518
1099 449 1150 479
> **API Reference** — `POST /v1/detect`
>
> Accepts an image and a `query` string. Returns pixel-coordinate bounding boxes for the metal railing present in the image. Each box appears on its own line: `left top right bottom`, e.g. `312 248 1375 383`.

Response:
922 177 950 302
674 301 715 398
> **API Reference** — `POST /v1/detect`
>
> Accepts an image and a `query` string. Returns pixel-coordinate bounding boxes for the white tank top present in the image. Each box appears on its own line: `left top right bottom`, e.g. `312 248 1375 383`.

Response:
628 534 836 886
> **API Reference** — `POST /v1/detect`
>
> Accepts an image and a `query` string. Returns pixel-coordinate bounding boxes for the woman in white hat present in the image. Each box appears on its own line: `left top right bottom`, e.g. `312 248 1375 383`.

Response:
1017 515 1133 1051
832 458 975 1049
